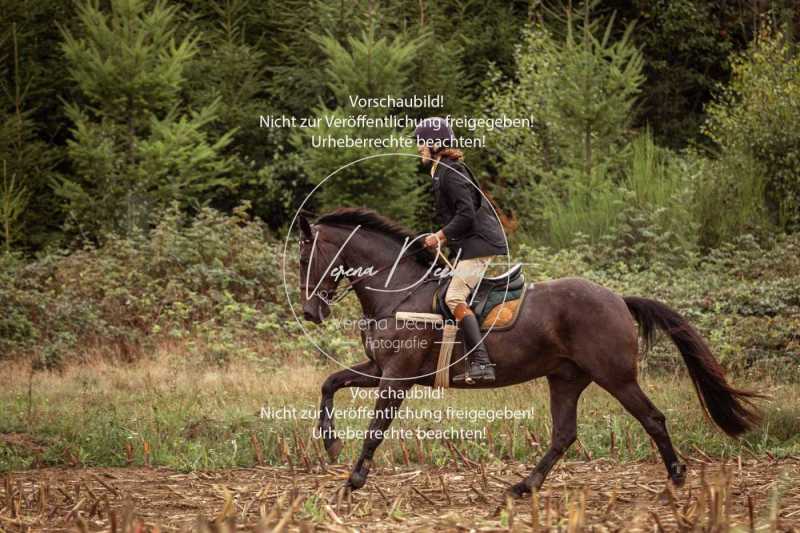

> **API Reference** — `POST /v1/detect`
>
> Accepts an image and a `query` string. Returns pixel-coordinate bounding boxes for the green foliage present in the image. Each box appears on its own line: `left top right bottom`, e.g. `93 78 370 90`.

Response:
517 231 799 373
293 27 425 224
0 160 29 253
186 0 266 132
624 0 799 148
253 0 364 117
1 0 797 250
315 29 423 107
183 0 289 225
483 3 645 236
60 0 193 116
293 108 423 224
0 22 62 250
485 10 795 253
536 131 699 264
2 202 797 376
0 252 35 353
56 0 235 238
550 7 644 180
693 148 769 248
0 204 283 364
481 4 703 257
627 0 738 147
613 132 700 263
703 24 800 234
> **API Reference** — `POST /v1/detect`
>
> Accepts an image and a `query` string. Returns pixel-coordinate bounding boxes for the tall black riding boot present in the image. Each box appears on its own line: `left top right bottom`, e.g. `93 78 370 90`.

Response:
452 309 496 385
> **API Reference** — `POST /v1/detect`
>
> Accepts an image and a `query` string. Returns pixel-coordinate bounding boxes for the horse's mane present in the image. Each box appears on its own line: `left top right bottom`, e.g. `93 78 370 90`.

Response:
315 208 437 265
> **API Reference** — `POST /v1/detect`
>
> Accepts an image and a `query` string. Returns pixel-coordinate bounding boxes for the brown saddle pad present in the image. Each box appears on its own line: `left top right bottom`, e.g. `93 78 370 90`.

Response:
480 284 527 331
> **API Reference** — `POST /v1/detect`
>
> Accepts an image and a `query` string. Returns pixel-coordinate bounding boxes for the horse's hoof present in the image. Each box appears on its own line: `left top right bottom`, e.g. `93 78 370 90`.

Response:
326 438 343 463
508 481 530 498
347 471 367 491
670 462 687 488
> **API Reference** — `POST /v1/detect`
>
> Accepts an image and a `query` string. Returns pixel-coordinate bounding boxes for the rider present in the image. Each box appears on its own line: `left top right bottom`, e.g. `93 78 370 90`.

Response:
414 117 508 384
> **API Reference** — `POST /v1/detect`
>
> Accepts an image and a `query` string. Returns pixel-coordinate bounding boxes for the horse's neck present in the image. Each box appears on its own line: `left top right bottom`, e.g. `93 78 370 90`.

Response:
341 234 432 319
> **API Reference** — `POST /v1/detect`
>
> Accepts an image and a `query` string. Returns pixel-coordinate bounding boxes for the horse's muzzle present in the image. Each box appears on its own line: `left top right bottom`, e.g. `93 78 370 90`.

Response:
303 308 322 324
302 299 329 323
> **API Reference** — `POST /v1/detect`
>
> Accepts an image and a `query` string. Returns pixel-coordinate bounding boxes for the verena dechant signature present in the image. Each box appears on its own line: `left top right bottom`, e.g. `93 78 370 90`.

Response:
304 224 483 300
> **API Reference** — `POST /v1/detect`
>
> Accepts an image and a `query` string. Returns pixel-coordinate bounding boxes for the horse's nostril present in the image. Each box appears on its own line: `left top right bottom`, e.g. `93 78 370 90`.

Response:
303 310 315 322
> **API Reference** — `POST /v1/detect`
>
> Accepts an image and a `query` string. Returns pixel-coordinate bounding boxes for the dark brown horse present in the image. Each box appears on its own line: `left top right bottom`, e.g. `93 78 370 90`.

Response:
294 208 762 497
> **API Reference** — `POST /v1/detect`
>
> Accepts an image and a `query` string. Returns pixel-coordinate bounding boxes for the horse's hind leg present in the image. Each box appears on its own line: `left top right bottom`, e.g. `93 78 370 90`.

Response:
602 379 686 486
510 370 590 497
319 360 381 462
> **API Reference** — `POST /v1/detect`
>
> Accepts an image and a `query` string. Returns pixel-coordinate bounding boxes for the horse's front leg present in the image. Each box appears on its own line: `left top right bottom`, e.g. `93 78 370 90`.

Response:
347 377 413 491
319 360 381 462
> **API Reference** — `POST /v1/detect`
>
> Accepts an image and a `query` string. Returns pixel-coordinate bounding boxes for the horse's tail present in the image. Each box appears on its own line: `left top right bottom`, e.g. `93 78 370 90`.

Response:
624 296 764 437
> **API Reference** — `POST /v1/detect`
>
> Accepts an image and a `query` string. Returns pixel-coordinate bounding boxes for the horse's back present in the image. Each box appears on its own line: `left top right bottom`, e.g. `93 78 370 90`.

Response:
479 276 637 381
524 276 631 320
524 276 639 375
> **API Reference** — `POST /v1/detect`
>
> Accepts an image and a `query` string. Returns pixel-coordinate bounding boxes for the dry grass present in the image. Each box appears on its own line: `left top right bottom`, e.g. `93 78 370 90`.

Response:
1 459 799 531
2 350 799 471
2 348 800 530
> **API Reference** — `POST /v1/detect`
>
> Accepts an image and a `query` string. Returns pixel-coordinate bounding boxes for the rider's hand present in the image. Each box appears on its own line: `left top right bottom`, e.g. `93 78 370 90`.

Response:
424 230 446 249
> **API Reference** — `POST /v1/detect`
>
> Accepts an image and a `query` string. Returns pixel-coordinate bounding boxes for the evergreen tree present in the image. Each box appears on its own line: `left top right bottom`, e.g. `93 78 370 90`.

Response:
183 0 285 223
293 22 426 226
399 0 525 120
253 0 367 117
483 2 644 234
0 160 28 253
0 20 63 250
56 0 235 239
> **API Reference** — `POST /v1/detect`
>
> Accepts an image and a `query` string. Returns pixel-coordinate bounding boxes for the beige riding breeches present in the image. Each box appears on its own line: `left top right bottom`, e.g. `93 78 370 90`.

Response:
444 256 494 314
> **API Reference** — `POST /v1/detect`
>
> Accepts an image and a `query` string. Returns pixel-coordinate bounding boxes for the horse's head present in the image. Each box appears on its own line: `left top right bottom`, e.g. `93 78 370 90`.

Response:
297 215 344 324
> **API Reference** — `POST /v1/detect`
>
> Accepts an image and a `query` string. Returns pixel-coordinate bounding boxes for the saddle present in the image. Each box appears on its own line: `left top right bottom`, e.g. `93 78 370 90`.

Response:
433 263 527 331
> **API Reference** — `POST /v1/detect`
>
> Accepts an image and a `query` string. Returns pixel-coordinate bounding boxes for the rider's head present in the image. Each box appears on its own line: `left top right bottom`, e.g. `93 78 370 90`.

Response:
414 117 455 167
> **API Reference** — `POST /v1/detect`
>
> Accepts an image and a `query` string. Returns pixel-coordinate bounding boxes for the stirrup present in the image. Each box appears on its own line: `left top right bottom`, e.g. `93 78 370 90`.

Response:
454 362 496 385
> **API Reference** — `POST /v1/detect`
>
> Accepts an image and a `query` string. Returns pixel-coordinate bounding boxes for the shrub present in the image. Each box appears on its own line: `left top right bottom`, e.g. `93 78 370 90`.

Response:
702 24 800 237
536 130 700 269
693 149 770 248
0 253 36 354
514 232 799 376
0 204 284 364
2 204 797 379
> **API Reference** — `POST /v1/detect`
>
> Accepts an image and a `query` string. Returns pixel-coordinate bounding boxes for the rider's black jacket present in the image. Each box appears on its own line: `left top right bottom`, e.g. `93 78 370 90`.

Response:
433 158 508 260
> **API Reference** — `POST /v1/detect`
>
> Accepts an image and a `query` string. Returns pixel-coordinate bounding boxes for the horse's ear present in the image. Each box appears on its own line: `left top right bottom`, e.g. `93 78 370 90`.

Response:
298 215 313 240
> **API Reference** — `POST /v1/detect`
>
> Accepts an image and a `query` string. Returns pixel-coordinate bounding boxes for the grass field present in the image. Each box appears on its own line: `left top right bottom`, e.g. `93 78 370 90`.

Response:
2 347 799 472
2 344 800 530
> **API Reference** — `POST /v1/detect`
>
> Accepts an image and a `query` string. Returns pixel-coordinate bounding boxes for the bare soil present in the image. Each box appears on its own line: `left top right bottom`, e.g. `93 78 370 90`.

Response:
2 458 799 531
